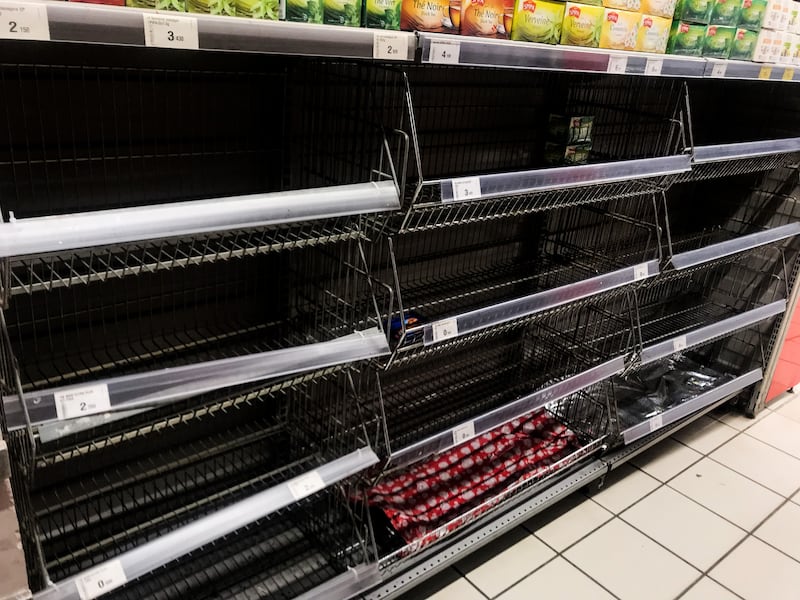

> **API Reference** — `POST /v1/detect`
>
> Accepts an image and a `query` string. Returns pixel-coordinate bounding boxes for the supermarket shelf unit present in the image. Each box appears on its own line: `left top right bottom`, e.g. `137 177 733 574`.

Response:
0 12 799 600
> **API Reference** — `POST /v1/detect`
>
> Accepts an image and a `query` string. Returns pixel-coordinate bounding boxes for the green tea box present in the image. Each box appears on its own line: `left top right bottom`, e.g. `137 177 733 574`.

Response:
673 0 713 23
702 24 735 55
286 0 323 21
186 0 234 14
548 114 594 143
667 19 706 52
366 0 402 27
126 0 186 9
324 0 363 25
739 0 767 30
729 26 758 57
236 0 283 17
709 0 741 24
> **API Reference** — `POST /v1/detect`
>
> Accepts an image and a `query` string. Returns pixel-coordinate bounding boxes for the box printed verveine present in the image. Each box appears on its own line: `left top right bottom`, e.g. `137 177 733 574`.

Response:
561 2 605 46
510 0 565 43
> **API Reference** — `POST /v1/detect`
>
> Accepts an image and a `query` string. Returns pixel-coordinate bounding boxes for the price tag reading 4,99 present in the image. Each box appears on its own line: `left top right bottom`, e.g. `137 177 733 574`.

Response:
429 40 461 64
0 2 50 41
143 14 199 50
76 560 127 600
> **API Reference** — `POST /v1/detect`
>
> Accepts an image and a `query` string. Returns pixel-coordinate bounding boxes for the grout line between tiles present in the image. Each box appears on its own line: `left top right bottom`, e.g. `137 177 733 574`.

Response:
557 551 623 600
462 574 491 600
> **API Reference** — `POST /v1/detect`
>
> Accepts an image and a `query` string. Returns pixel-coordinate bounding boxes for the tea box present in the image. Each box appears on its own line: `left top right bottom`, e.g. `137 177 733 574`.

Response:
460 0 514 38
729 26 758 57
510 0 565 43
599 7 640 49
738 0 767 30
702 24 735 56
667 19 706 53
561 2 605 46
366 0 402 27
401 0 459 31
708 0 741 25
636 13 671 51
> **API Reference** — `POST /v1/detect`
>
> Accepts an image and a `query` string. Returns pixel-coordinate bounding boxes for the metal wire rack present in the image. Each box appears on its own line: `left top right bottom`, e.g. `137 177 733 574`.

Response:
390 67 689 232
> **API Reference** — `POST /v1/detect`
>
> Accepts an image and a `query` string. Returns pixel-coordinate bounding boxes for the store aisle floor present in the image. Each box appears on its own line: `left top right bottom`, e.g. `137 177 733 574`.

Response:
398 390 800 600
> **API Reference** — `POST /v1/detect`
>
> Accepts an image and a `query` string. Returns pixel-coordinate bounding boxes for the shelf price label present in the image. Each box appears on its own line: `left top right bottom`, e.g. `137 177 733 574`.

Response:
648 413 664 433
644 58 663 76
143 14 199 50
450 176 482 202
633 263 649 281
76 560 127 600
607 56 628 75
373 32 407 60
431 318 459 343
55 384 111 421
0 2 49 41
452 421 476 445
710 62 727 78
429 40 460 65
673 335 688 352
287 470 325 501
758 65 772 80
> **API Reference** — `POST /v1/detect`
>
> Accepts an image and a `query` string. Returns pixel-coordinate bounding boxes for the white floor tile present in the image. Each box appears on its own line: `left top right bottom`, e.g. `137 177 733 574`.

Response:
398 569 484 600
712 406 767 431
710 433 800 496
459 529 554 597
498 557 615 600
631 438 703 482
755 502 800 562
711 536 800 600
669 458 784 530
588 464 660 514
529 497 613 552
746 411 800 459
776 392 800 424
767 390 797 413
564 519 699 600
672 416 738 455
621 486 746 570
680 577 739 600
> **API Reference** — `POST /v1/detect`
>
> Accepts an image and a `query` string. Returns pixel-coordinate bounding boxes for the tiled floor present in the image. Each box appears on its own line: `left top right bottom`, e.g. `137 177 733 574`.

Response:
398 390 800 600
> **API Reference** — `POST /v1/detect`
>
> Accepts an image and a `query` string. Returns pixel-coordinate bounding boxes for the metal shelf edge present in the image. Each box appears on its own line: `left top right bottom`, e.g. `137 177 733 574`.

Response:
296 563 381 600
670 223 800 270
4 327 390 432
34 446 380 600
386 355 625 470
621 368 763 445
693 138 800 164
639 300 787 365
0 181 400 258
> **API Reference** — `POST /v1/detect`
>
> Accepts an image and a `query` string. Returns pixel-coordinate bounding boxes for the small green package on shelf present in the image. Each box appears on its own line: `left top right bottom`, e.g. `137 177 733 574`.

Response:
709 0 741 24
667 19 706 52
548 114 594 143
738 0 767 30
126 0 186 9
673 0 713 23
324 0 363 25
729 26 758 57
703 23 735 55
544 142 592 166
286 0 323 21
187 0 235 14
365 0 402 28
236 0 283 17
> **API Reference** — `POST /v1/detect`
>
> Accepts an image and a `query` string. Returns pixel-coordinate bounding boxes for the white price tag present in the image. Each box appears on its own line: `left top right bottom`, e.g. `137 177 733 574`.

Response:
431 318 459 342
645 58 663 76
633 263 649 281
429 40 460 64
0 2 49 41
451 176 482 202
373 32 406 60
649 413 664 432
55 384 111 421
452 421 476 445
287 470 325 501
607 55 628 74
710 62 727 78
673 335 688 352
76 560 127 600
143 14 199 50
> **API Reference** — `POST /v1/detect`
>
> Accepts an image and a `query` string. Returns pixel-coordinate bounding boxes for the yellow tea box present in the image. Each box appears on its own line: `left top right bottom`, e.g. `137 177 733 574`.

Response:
602 0 641 12
640 0 676 17
636 13 671 50
600 7 640 49
461 0 514 37
510 0 565 43
561 2 605 46
401 0 459 31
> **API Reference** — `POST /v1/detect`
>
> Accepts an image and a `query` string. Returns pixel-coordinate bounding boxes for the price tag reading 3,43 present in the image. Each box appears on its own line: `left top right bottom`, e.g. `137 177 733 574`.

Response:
429 40 460 65
54 384 111 421
0 2 49 41
143 14 199 50
76 560 127 600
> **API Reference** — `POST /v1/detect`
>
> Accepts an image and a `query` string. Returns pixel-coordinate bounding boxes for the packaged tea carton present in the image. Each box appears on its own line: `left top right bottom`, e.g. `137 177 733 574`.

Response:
753 25 781 58
763 0 784 28
636 13 671 50
323 0 362 24
702 24 735 55
739 0 767 30
510 0 565 43
461 0 514 37
779 30 795 59
366 0 402 27
187 0 234 13
789 0 800 31
236 0 283 17
603 0 642 12
640 0 677 17
286 0 323 20
561 2 605 46
729 26 758 57
127 0 185 9
793 30 800 62
708 0 741 24
544 142 592 165
673 0 713 22
401 0 459 31
667 19 706 52
548 114 594 143
600 7 640 48
74 0 125 5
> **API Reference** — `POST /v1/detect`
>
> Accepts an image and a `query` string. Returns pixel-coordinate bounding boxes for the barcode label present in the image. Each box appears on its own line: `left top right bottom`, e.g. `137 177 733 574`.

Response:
0 2 49 41
55 384 111 421
77 560 127 600
287 470 325 501
673 335 688 352
429 40 460 64
143 14 199 50
452 421 476 445
633 263 649 281
649 413 664 432
607 56 628 74
451 177 482 202
432 318 459 342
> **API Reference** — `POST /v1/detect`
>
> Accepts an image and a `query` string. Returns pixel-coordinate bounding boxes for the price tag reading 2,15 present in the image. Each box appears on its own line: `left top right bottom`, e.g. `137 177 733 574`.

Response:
143 14 199 50
373 32 407 60
287 470 325 501
54 384 111 421
452 421 476 445
76 560 127 600
0 2 50 41
429 40 461 64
